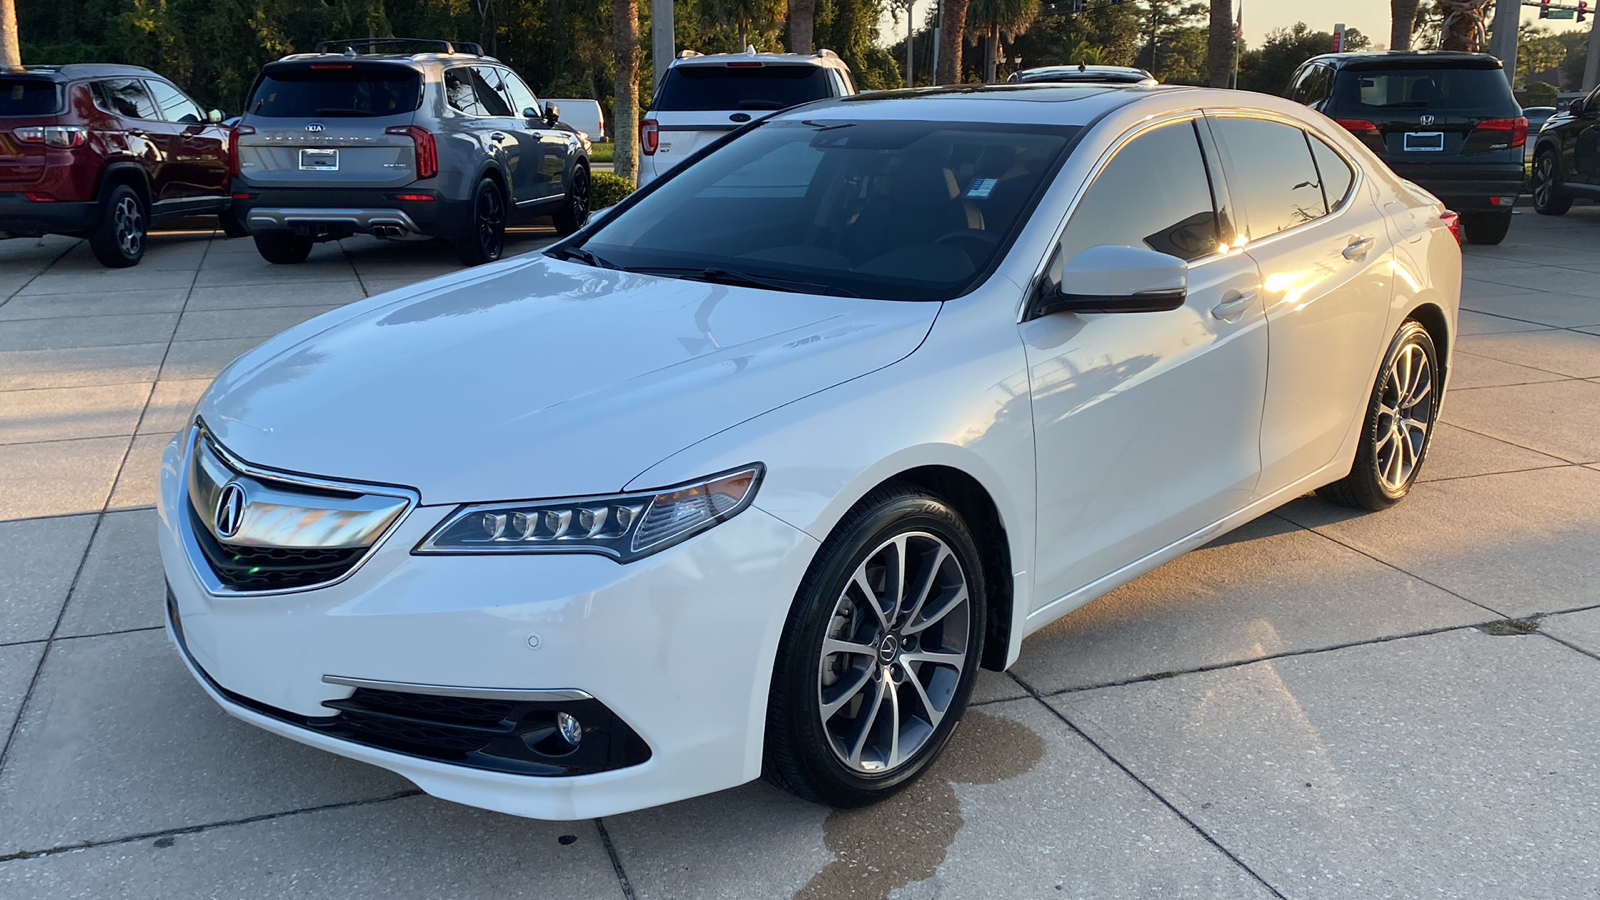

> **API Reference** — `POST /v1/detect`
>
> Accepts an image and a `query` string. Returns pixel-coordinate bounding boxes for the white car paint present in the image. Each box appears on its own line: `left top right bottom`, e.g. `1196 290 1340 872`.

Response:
159 85 1460 819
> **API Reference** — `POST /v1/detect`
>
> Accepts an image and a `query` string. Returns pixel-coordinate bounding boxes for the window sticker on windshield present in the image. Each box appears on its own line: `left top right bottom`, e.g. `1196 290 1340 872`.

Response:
966 177 998 198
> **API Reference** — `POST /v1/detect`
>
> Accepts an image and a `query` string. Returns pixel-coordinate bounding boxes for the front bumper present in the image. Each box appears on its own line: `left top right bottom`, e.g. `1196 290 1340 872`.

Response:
0 193 97 238
156 433 819 820
235 188 466 240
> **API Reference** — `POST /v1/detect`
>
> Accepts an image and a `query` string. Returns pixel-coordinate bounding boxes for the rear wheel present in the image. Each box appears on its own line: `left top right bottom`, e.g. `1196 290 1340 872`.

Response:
763 486 986 808
552 165 590 237
454 178 506 266
1318 321 1440 511
1531 149 1573 216
253 233 314 264
1461 211 1512 245
88 184 147 268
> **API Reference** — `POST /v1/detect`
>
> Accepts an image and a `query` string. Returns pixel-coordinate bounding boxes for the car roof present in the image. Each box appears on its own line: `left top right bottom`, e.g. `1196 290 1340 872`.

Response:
772 83 1175 127
0 63 159 81
1307 51 1503 70
670 49 850 70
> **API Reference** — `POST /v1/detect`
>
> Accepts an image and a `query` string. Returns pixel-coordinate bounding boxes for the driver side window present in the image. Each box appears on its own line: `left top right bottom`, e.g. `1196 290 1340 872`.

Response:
1057 119 1222 265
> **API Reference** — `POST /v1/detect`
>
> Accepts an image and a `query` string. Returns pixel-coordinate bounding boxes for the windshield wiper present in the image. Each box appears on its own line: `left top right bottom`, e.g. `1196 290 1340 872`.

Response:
549 245 618 269
625 266 858 297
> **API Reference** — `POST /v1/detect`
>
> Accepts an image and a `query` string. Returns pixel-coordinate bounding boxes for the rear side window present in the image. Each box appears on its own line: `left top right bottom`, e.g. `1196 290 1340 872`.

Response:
1330 66 1518 116
1058 119 1220 264
0 79 62 116
1214 117 1327 237
1309 136 1355 211
470 67 514 117
444 68 482 115
653 65 832 112
93 79 160 120
1290 65 1332 108
247 65 422 118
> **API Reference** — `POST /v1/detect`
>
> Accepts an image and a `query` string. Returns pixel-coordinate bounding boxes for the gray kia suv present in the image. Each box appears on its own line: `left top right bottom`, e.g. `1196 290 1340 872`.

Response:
232 38 590 265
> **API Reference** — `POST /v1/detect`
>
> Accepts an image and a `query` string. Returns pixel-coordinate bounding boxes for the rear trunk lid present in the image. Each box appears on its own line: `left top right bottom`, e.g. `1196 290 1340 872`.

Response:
645 62 833 172
237 62 426 189
0 76 64 186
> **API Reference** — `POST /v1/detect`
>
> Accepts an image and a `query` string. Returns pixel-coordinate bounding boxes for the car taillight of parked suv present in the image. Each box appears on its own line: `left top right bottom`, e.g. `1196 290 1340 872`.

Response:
1287 51 1526 245
0 64 236 267
231 38 591 266
637 48 856 187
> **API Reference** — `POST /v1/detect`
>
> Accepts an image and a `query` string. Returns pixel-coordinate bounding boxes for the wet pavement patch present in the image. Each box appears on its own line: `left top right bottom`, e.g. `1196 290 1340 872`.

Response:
794 709 1045 900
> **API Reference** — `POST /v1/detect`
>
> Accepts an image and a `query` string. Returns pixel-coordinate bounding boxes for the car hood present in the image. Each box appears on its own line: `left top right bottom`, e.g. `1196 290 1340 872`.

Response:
199 255 939 503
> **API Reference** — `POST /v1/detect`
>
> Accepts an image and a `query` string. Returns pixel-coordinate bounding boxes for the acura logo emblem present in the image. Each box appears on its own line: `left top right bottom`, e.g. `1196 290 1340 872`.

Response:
305 123 325 133
1419 114 1435 127
214 482 247 540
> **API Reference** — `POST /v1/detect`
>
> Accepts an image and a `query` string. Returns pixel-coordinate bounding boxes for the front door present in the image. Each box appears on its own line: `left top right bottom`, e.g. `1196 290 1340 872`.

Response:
1024 116 1268 613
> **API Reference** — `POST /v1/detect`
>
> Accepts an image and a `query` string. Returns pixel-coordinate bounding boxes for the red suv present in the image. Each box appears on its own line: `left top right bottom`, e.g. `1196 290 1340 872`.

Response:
0 64 237 267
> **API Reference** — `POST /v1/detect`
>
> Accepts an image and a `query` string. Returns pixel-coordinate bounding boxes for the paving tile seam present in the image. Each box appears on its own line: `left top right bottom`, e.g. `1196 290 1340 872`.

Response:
4 333 269 354
339 240 373 298
1539 631 1600 664
1456 307 1573 333
1418 462 1581 484
0 303 342 324
592 818 638 900
0 789 425 863
0 239 81 310
0 380 164 395
1005 671 1290 900
1425 417 1585 466
1451 348 1598 381
0 625 164 650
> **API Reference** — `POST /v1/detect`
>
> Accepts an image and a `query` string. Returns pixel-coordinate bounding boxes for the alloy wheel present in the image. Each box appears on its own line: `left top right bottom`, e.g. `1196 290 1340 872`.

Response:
476 185 505 261
114 195 145 258
571 168 590 223
817 532 971 775
1533 155 1555 208
1374 340 1434 493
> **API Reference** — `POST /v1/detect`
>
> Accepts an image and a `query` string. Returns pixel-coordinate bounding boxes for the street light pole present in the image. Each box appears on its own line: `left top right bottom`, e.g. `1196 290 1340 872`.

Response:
651 0 674 88
1586 7 1600 90
1489 0 1518 86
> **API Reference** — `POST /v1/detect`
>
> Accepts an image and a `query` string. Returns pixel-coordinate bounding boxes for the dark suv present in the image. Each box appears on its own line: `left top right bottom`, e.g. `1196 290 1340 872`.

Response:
1288 52 1526 244
1528 84 1600 216
0 64 234 267
233 39 590 266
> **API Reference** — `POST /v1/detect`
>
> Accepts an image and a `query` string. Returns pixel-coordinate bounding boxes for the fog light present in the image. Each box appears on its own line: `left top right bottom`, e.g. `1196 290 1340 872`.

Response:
557 712 582 748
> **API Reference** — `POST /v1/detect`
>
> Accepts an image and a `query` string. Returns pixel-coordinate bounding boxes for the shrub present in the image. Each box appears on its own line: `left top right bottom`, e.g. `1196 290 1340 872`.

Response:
1523 81 1559 108
591 171 636 209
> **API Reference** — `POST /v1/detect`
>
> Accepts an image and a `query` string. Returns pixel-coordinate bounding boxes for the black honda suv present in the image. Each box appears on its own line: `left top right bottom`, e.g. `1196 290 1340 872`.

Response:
1288 52 1526 244
1528 83 1600 216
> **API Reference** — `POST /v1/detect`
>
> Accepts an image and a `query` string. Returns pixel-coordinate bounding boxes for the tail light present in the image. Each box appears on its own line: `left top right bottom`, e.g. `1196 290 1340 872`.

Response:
1475 117 1528 148
640 119 659 156
13 125 88 148
1440 210 1462 245
385 125 437 179
1333 118 1378 135
229 125 256 177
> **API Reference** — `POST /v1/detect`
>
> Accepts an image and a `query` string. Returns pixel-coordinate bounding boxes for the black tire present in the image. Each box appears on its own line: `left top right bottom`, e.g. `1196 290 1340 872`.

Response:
1461 211 1512 245
218 208 249 239
1318 321 1440 511
253 233 313 264
552 164 590 237
87 184 148 268
454 178 506 266
763 485 987 808
1531 149 1573 216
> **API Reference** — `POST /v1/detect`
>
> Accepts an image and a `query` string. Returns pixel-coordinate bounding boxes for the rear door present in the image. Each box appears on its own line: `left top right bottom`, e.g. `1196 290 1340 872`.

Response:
647 62 833 174
0 75 63 189
95 79 172 204
237 62 425 190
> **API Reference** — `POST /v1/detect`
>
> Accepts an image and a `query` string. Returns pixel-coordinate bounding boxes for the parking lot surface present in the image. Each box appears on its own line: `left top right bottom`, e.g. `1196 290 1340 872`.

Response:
1 212 1598 899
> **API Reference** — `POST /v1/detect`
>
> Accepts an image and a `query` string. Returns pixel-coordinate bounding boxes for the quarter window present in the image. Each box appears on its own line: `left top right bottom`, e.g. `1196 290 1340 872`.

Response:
146 80 203 124
1309 135 1355 212
444 68 482 116
1213 117 1327 237
93 79 159 120
1057 119 1221 264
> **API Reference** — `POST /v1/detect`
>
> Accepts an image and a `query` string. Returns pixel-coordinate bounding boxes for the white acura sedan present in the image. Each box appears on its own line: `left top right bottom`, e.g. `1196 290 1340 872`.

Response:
159 84 1460 820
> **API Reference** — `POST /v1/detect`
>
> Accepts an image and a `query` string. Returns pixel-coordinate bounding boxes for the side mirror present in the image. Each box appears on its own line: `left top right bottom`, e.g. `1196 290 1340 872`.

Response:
543 104 560 127
1031 244 1188 319
1571 97 1587 117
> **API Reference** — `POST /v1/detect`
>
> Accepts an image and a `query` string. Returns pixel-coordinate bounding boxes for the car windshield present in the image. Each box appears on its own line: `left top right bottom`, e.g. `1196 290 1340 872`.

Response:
1332 66 1518 116
570 118 1075 301
653 65 833 111
247 64 423 117
0 79 62 117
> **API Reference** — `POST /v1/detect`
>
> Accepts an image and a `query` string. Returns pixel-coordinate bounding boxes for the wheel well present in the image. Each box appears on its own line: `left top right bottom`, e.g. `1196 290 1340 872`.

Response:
100 165 150 206
1406 303 1450 379
887 465 1014 671
479 166 508 198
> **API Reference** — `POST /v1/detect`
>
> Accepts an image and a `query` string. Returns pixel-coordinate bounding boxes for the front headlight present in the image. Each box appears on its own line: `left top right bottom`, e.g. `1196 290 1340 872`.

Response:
414 464 764 562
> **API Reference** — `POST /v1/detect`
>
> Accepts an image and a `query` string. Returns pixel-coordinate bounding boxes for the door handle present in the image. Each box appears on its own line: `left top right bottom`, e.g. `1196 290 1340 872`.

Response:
1342 236 1376 260
1211 290 1258 323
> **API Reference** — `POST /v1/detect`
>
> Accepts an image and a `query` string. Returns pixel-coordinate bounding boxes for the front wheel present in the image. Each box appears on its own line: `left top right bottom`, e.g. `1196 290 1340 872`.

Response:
1531 150 1573 216
1318 321 1440 511
763 487 986 808
1461 211 1512 245
454 178 506 266
552 165 590 237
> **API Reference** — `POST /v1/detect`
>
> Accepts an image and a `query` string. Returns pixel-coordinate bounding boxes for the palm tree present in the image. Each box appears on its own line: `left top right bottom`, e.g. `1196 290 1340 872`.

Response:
702 0 784 49
788 0 816 53
612 0 640 182
1438 0 1492 51
1207 0 1232 88
1390 0 1420 50
966 0 1039 82
937 0 970 84
2 0 20 69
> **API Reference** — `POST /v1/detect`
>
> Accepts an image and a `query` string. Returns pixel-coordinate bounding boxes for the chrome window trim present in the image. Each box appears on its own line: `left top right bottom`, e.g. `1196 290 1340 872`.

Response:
321 675 594 703
178 420 421 597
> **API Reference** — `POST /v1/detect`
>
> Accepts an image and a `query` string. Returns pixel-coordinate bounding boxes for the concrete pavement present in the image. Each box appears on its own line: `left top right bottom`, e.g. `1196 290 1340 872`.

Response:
1 209 1598 899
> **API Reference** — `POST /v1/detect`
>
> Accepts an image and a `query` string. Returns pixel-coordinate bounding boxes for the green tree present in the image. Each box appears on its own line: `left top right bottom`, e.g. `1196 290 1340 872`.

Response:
699 0 784 49
966 0 1038 83
1236 23 1368 95
1517 25 1566 88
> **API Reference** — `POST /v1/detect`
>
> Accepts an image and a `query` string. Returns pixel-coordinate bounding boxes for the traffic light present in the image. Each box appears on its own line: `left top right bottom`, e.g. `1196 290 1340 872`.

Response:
1541 0 1550 18
1582 1 1589 22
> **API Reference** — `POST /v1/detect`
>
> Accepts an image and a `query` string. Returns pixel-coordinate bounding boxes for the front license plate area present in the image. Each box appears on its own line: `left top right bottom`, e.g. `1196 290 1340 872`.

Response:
299 148 339 171
1403 131 1444 152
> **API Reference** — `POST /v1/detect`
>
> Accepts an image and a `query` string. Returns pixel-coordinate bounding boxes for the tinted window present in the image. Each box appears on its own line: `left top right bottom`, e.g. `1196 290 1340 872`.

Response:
1309 135 1355 211
0 79 62 116
1329 66 1518 117
1214 117 1326 237
653 65 832 112
94 79 159 120
574 119 1074 301
247 65 422 117
1291 65 1332 107
146 80 203 124
501 70 540 118
444 68 481 115
1058 119 1220 264
471 67 514 117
